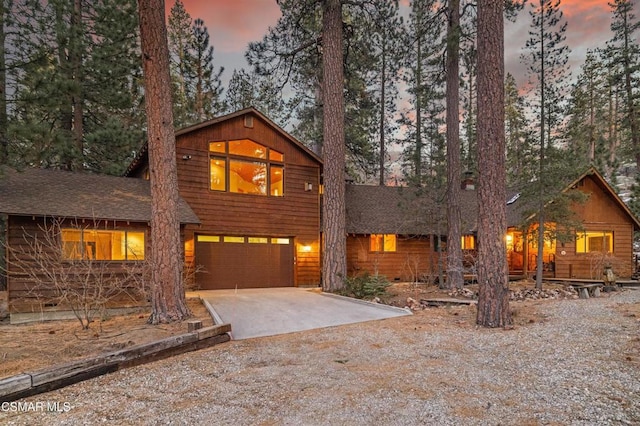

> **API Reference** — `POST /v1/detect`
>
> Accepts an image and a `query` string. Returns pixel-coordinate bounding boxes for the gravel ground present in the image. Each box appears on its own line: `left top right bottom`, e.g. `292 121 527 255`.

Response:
2 289 639 426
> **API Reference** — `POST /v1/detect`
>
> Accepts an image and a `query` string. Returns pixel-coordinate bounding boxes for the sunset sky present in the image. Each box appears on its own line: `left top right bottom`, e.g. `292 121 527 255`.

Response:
169 0 636 89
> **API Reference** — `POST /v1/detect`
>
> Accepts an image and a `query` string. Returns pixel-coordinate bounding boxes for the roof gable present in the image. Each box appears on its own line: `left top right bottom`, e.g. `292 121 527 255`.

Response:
125 107 322 176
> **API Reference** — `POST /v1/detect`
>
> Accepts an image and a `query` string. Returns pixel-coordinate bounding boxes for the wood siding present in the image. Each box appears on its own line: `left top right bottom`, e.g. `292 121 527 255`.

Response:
175 112 322 287
346 235 438 282
554 176 635 279
6 216 151 313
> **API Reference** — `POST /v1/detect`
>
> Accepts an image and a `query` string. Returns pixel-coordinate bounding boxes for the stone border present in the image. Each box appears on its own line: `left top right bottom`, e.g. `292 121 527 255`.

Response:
0 323 231 402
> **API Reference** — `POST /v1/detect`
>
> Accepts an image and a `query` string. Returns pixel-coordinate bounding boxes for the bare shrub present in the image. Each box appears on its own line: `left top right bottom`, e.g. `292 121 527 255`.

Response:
587 251 633 279
3 219 149 329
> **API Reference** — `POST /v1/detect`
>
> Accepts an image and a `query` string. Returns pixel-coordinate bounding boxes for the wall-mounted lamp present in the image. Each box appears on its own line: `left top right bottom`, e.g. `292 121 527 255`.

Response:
301 245 312 252
304 182 313 192
182 155 192 160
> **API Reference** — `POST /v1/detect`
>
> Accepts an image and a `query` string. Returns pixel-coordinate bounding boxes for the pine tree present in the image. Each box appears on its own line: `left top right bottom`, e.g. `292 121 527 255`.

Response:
476 0 511 328
504 73 535 185
6 0 143 174
520 0 571 289
367 0 403 185
225 68 289 124
167 5 224 126
565 50 610 174
139 0 189 323
609 0 640 169
399 0 446 186
247 0 380 179
189 18 224 122
0 0 9 165
167 0 193 127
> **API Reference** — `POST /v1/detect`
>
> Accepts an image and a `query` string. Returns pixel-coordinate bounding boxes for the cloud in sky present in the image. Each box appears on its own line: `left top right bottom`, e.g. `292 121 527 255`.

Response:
172 1 281 53
171 0 636 88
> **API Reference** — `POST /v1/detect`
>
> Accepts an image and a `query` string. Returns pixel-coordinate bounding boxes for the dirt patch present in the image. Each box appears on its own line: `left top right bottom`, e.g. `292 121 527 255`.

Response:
0 297 212 379
0 280 615 381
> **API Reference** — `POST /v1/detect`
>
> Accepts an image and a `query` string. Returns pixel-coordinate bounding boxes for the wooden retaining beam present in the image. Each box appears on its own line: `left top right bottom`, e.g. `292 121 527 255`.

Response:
0 323 231 402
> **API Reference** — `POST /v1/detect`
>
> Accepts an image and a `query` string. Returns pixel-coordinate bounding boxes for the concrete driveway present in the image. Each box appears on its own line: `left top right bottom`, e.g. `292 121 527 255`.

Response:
192 287 411 340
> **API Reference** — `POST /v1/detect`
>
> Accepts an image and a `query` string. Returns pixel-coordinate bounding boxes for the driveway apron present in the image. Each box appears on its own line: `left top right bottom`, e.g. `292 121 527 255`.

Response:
195 287 411 340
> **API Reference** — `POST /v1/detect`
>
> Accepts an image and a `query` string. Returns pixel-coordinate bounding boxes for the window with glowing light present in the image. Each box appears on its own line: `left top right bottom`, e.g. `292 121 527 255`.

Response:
209 139 284 196
575 231 613 253
370 234 397 252
461 235 476 250
61 229 145 261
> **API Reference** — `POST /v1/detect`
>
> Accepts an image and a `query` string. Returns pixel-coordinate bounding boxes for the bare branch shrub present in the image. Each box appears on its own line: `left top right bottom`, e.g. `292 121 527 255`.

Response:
587 251 633 280
3 218 149 329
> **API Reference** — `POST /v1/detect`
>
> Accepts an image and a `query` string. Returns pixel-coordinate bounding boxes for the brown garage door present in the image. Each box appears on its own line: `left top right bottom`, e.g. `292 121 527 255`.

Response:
195 235 294 290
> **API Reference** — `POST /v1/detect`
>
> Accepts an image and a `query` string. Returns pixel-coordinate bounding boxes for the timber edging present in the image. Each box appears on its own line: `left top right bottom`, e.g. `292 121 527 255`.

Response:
0 323 231 402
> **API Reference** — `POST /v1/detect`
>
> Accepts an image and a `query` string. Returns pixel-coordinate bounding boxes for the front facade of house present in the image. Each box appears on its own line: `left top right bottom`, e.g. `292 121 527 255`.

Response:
0 167 200 318
127 108 323 290
3 109 639 319
506 169 640 279
345 184 479 283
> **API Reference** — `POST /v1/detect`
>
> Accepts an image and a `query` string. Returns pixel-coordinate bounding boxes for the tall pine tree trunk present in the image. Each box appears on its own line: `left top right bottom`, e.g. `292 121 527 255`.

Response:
535 2 546 291
446 0 463 290
139 0 189 323
379 44 386 186
476 0 511 328
71 0 83 169
0 0 7 164
321 0 347 291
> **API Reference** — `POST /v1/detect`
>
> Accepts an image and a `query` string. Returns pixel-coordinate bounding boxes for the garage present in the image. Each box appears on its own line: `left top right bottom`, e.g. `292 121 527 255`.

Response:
194 235 294 290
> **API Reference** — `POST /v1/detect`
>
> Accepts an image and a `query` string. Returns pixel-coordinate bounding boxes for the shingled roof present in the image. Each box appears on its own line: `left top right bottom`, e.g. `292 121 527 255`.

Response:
0 167 200 224
345 185 479 235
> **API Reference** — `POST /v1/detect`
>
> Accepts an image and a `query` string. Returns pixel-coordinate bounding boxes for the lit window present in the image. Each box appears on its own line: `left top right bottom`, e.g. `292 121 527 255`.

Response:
272 238 290 245
197 235 220 243
209 140 284 196
61 229 145 261
229 160 266 195
270 165 284 197
461 235 476 250
248 237 268 244
370 234 397 252
224 236 245 243
210 157 226 191
576 231 613 253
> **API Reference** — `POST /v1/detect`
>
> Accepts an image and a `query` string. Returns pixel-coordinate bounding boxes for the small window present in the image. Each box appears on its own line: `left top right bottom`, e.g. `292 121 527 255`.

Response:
224 236 245 243
229 139 266 159
370 234 396 252
209 142 226 153
272 238 290 245
197 235 220 243
270 150 284 162
461 235 476 250
248 237 268 244
270 165 284 196
210 157 226 191
576 231 613 253
61 229 145 261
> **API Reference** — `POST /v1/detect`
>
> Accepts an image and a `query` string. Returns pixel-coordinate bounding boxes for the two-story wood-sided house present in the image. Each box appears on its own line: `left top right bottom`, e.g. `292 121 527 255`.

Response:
126 107 323 290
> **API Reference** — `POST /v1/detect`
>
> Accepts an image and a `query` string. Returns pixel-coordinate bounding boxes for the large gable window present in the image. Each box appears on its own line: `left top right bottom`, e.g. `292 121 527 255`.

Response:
61 229 145 261
576 231 613 253
209 139 284 196
370 234 397 252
